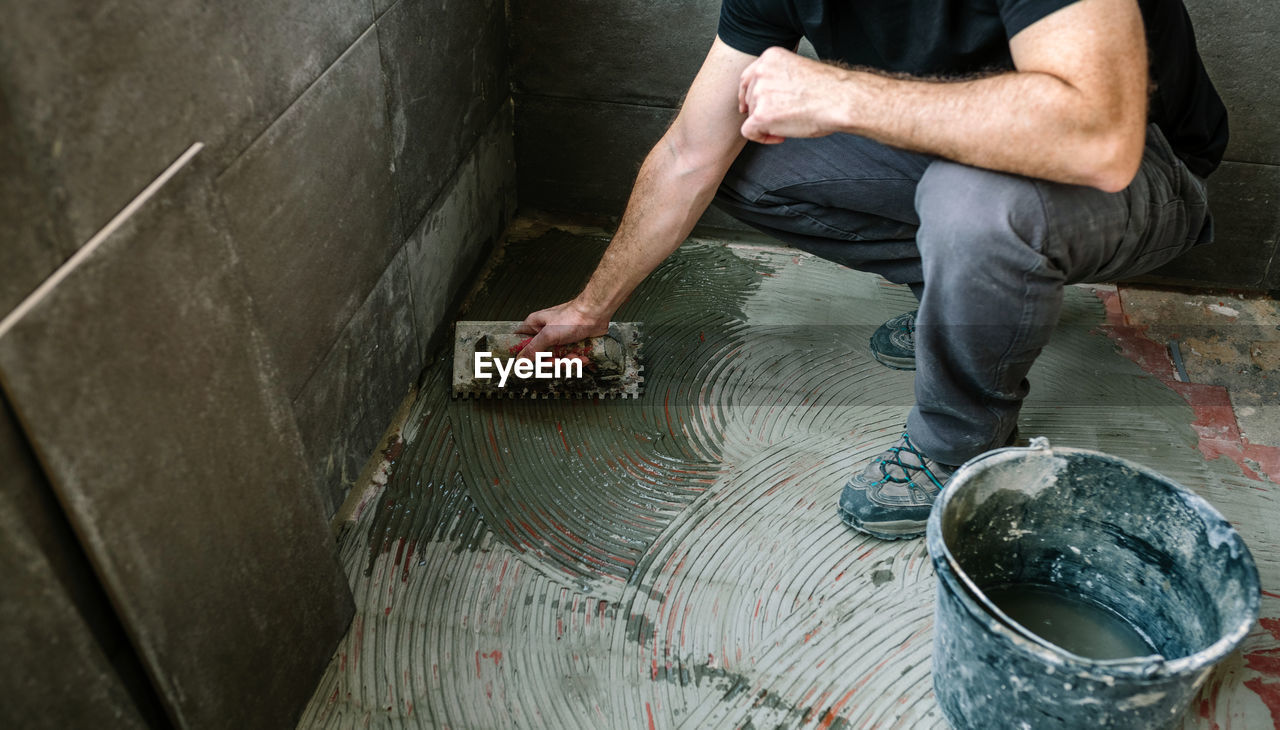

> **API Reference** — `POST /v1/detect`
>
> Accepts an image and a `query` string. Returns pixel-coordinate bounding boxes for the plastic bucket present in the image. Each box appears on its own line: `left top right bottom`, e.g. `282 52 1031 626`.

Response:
926 440 1260 729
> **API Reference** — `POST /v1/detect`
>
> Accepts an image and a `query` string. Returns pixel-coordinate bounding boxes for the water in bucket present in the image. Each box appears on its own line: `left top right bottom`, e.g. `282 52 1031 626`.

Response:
983 584 1156 660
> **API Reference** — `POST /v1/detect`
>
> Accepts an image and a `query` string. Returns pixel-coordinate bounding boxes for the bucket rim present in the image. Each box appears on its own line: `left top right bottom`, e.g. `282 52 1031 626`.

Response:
925 441 1261 680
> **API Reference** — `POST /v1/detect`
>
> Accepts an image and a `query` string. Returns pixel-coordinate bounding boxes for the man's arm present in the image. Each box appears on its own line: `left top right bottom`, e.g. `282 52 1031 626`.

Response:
516 38 755 354
738 0 1148 192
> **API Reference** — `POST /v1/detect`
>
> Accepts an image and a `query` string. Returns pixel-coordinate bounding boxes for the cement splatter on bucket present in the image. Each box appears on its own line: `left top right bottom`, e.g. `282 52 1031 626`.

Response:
925 439 1260 729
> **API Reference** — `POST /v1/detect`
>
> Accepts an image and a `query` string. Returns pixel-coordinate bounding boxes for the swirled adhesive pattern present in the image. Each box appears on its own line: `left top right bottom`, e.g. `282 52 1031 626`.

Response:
300 226 1277 729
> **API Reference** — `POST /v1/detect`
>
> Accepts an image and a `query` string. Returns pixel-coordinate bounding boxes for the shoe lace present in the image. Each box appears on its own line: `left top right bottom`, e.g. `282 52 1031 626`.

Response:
877 432 945 490
893 314 916 345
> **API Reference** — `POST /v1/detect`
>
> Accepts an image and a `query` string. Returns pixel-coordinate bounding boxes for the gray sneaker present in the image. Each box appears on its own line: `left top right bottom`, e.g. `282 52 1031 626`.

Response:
839 428 1020 540
870 310 916 370
838 431 953 540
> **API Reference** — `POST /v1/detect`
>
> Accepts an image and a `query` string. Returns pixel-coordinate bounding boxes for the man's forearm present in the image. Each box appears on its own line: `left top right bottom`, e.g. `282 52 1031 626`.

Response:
828 68 1144 192
514 38 755 349
738 0 1148 192
574 135 731 318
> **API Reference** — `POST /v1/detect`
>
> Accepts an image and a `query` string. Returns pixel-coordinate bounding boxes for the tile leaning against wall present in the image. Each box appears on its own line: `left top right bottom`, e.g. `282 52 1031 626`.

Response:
0 147 354 730
0 396 157 730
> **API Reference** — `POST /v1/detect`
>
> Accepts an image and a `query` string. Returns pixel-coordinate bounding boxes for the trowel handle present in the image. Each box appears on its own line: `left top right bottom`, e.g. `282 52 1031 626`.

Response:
478 333 626 373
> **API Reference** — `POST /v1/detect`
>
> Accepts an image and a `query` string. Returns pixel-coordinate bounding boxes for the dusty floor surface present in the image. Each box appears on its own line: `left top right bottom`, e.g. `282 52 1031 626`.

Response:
297 220 1280 729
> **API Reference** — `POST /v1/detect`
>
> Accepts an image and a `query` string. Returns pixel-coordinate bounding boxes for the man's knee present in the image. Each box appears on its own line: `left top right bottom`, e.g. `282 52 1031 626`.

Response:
914 160 1049 264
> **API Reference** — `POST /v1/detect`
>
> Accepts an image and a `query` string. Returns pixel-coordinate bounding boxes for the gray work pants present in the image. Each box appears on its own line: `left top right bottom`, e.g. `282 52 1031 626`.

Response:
713 124 1214 465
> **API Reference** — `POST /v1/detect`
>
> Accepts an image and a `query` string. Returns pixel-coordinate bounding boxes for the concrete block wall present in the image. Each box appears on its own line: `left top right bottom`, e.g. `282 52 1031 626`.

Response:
510 0 1280 291
0 0 514 727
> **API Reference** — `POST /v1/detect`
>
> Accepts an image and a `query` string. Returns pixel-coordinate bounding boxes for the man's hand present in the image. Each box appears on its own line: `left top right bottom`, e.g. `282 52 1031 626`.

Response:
513 300 610 359
739 47 846 144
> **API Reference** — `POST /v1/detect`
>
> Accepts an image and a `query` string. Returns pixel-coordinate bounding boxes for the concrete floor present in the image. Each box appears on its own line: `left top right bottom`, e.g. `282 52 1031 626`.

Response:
297 220 1280 729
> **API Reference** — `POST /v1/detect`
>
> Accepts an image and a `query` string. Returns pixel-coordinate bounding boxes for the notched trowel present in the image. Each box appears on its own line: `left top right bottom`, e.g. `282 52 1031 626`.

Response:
452 320 644 399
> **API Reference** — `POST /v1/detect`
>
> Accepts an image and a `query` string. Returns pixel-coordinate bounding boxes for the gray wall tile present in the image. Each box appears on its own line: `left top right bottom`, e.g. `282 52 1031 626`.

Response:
0 0 372 246
0 91 75 315
378 0 508 234
289 107 517 518
1185 0 1280 166
405 104 517 367
0 151 353 730
0 397 154 730
515 96 674 215
515 95 746 229
510 0 719 107
371 0 396 21
293 246 420 514
699 202 757 231
1146 161 1280 289
219 30 401 401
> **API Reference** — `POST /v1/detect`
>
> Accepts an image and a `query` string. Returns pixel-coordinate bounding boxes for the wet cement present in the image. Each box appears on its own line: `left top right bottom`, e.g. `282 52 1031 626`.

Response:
297 222 1280 729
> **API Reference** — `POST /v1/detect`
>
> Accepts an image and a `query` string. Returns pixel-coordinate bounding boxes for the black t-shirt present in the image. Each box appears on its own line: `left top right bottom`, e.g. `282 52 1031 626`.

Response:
719 0 1228 177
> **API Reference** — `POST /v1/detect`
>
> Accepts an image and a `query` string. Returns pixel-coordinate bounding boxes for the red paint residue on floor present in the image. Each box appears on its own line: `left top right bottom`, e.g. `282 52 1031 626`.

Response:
475 650 503 678
818 689 858 730
1247 617 1280 677
1239 610 1280 727
1097 289 1280 483
383 436 405 463
1243 679 1280 728
1248 650 1280 679
1197 696 1222 730
1102 288 1280 723
350 614 364 668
